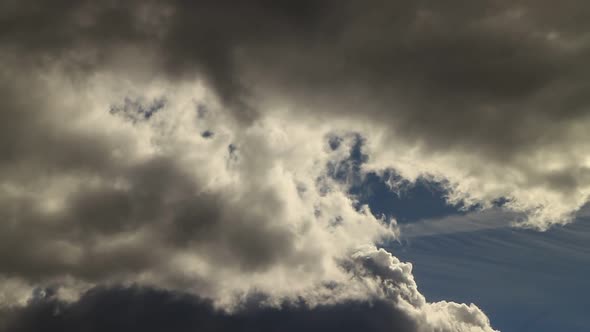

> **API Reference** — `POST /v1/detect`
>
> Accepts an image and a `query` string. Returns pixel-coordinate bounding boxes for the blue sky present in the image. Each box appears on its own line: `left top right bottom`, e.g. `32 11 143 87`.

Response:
357 171 590 332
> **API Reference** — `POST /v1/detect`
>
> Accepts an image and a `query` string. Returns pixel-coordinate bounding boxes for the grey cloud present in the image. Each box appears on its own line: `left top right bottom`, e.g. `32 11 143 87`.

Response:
0 285 418 332
6 0 590 227
0 56 399 308
0 69 309 285
0 0 332 119
0 154 301 283
244 1 590 160
3 0 590 159
3 1 585 328
0 246 497 332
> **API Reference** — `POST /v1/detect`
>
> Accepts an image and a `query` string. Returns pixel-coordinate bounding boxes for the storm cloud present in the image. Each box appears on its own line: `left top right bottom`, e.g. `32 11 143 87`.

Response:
3 0 590 226
2 0 589 142
0 247 496 332
1 0 589 330
0 286 417 332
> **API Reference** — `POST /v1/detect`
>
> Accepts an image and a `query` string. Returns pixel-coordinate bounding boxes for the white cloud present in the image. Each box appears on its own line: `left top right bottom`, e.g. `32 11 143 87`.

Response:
0 64 496 331
346 246 497 332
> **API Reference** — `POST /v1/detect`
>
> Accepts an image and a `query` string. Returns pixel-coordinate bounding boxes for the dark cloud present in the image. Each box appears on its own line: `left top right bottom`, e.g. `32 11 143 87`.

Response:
0 153 300 282
0 285 418 332
3 0 590 153
242 0 590 160
1 1 587 329
0 0 334 119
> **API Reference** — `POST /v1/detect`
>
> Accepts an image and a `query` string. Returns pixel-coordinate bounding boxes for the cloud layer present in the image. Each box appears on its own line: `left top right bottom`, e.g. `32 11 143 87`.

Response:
3 0 590 330
0 59 496 330
0 247 496 332
3 0 590 226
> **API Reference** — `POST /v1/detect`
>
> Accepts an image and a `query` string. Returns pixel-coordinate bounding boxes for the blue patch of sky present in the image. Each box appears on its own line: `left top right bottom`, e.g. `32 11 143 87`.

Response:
226 143 239 165
351 172 465 223
109 97 166 122
386 212 590 332
228 143 237 155
326 133 465 223
201 130 214 138
325 133 590 332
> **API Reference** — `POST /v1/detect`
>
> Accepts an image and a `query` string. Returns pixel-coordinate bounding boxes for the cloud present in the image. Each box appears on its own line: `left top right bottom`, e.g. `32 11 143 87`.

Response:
3 0 589 330
0 246 496 332
0 286 417 332
347 246 496 332
243 0 590 228
4 0 588 228
0 63 393 301
399 208 521 238
0 60 496 330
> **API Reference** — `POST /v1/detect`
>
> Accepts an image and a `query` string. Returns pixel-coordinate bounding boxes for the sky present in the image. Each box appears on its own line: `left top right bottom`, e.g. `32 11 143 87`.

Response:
1 1 590 331
359 173 590 332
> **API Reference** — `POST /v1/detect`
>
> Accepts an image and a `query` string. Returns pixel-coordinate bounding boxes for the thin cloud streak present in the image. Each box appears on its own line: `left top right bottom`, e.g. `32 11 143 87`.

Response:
399 209 522 239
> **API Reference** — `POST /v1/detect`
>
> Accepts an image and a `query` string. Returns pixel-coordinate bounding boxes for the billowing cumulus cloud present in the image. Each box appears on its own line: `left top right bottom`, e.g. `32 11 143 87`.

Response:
0 65 388 294
0 60 495 330
3 0 588 227
0 247 495 332
2 0 589 330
